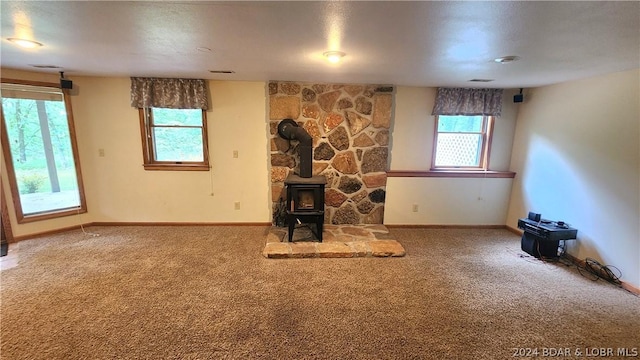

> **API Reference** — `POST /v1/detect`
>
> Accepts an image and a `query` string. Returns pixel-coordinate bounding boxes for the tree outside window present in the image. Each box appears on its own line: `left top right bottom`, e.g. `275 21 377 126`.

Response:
1 80 86 222
139 108 209 171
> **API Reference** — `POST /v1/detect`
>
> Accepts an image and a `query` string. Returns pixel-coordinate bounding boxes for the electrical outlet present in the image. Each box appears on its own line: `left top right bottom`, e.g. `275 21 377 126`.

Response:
234 201 240 210
477 196 484 201
412 204 419 212
98 148 105 157
233 150 239 158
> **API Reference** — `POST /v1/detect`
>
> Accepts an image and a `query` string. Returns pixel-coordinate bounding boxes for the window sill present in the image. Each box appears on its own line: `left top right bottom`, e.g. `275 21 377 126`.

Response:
143 164 210 171
19 207 87 224
387 170 516 179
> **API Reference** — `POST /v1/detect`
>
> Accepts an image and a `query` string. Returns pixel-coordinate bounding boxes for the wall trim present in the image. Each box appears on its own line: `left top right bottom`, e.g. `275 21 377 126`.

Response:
13 224 88 242
12 222 272 242
387 170 516 178
564 253 640 296
15 222 507 240
621 281 640 296
91 222 272 227
505 224 523 236
385 224 507 229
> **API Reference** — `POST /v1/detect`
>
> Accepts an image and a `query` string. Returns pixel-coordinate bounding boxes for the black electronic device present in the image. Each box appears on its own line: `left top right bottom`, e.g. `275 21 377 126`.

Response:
528 212 541 222
60 71 73 89
514 88 523 103
518 215 578 258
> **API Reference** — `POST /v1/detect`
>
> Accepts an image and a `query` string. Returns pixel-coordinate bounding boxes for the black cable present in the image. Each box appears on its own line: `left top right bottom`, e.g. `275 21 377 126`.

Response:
576 257 622 285
518 230 623 287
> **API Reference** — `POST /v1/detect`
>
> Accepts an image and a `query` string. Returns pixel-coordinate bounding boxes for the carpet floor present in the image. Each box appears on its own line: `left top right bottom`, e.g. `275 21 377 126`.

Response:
1 226 638 359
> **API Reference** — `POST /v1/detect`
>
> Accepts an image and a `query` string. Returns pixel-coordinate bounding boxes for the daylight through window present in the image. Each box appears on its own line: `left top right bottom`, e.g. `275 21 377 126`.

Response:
139 108 209 170
432 115 493 169
1 81 86 221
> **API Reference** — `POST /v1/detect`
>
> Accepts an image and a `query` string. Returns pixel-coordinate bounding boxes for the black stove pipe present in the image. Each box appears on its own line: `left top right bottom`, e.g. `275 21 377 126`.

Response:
277 119 312 178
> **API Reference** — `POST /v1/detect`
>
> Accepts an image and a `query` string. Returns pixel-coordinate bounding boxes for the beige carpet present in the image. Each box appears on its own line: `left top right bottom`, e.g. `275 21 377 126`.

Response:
1 226 638 359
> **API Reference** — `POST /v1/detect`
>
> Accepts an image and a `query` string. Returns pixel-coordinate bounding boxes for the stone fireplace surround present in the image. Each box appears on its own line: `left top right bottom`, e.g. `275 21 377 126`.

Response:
269 81 394 225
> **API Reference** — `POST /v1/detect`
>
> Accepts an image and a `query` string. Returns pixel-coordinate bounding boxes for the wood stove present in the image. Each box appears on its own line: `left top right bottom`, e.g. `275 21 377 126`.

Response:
285 174 326 242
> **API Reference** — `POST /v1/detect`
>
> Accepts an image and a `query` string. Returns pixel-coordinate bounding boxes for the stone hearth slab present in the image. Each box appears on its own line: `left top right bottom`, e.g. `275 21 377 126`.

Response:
316 242 354 258
262 225 406 259
368 240 406 257
262 243 290 259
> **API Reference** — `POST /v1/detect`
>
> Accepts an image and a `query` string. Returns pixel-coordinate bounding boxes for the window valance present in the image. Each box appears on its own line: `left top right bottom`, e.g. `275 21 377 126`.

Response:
432 88 503 116
130 77 209 110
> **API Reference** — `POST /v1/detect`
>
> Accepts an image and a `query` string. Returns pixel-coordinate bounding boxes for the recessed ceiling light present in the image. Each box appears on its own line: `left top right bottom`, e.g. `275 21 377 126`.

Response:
494 55 520 64
8 38 43 49
323 51 346 63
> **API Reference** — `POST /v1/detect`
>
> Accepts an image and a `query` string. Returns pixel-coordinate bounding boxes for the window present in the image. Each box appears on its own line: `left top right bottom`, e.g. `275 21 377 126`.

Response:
1 80 87 222
432 115 493 169
139 108 209 170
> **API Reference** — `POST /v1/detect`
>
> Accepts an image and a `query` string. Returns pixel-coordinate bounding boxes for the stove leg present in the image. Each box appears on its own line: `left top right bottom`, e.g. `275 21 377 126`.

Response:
288 216 294 242
317 219 323 242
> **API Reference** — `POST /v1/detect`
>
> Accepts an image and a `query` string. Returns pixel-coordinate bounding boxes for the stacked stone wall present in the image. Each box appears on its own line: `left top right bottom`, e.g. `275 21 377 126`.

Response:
269 81 394 225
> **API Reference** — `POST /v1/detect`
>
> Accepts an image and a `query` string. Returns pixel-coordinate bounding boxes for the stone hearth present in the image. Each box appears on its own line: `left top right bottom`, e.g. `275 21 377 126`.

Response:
262 224 405 259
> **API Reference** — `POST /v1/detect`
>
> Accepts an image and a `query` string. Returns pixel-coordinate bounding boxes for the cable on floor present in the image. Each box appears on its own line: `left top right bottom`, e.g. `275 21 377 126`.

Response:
77 208 100 237
576 257 622 285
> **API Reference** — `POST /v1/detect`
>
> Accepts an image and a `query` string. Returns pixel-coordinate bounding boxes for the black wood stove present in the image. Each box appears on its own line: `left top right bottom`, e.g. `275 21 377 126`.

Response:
277 118 326 242
285 174 326 242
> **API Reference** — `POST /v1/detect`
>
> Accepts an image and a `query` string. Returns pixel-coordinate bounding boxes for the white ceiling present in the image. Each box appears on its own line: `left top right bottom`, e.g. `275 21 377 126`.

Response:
1 1 639 88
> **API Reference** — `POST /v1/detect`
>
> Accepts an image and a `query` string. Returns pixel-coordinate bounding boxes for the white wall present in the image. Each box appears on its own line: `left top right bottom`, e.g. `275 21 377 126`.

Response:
385 86 518 225
385 177 513 225
506 69 640 288
1 69 270 237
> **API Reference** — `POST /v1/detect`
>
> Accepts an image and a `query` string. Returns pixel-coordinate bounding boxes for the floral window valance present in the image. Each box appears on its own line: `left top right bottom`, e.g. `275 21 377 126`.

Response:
130 77 209 110
432 88 503 116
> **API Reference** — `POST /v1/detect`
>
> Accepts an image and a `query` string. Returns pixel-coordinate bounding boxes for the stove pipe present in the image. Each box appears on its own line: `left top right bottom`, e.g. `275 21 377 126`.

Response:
277 119 312 178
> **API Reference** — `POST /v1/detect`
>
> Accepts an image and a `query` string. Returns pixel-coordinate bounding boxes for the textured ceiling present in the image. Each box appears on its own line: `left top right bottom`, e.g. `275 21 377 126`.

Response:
1 1 639 88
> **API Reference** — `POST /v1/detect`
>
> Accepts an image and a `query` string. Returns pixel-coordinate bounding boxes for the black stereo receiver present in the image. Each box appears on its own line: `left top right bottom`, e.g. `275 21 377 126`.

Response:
517 216 578 258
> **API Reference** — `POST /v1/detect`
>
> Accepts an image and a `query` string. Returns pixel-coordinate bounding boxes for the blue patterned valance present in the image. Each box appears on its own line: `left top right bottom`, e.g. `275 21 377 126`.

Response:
432 88 503 116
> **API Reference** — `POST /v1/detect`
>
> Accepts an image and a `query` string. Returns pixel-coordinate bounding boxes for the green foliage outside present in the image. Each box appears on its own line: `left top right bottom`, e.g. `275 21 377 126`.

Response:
18 171 46 194
17 168 78 194
152 108 202 126
151 108 204 161
2 97 79 195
